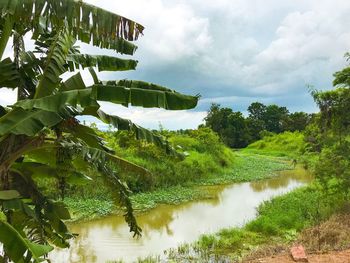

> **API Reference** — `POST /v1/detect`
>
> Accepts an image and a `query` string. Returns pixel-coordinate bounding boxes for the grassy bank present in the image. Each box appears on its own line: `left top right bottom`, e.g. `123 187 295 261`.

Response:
149 132 348 262
242 131 318 170
242 131 305 158
64 151 292 221
150 184 348 263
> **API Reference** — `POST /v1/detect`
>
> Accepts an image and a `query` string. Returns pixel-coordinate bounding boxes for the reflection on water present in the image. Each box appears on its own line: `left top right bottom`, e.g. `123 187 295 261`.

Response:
50 168 312 263
250 168 313 192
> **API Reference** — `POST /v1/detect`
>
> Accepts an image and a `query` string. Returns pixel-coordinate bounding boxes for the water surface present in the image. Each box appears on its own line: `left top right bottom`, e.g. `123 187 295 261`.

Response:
51 168 312 263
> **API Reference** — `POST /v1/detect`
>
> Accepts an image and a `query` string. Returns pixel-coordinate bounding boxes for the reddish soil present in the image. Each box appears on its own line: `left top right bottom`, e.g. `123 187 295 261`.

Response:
247 249 350 263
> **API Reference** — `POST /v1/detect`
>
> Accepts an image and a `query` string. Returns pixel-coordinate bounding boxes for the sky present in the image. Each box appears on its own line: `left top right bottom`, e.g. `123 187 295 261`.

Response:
1 0 349 130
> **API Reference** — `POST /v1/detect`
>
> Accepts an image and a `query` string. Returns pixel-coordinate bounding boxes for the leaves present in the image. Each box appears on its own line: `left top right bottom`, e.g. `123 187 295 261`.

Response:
66 172 92 186
0 220 53 263
0 107 78 136
94 84 199 110
34 28 75 98
15 83 199 112
0 190 20 200
333 66 350 87
0 1 200 261
0 58 20 89
67 54 138 72
11 162 58 178
96 109 169 147
0 0 143 54
0 13 13 59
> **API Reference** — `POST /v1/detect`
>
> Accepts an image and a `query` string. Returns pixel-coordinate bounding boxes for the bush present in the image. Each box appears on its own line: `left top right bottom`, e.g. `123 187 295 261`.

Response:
245 131 306 158
69 127 235 194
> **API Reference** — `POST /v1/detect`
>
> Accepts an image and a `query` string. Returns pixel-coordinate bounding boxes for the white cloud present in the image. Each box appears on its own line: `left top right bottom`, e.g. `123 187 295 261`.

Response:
1 0 349 129
0 89 17 106
84 0 211 62
99 103 206 130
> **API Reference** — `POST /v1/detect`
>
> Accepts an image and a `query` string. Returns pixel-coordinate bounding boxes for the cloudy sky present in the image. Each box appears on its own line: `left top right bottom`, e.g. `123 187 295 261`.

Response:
1 0 349 130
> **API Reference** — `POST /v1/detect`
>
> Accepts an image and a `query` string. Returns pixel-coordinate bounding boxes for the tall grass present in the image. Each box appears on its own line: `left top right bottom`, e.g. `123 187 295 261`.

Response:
243 131 306 158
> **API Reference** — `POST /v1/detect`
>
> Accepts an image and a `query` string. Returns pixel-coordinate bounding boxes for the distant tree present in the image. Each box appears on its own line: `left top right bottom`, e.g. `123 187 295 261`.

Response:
245 117 265 142
263 105 289 133
204 103 228 133
285 112 311 132
225 112 251 148
205 102 309 148
248 102 267 122
205 104 250 148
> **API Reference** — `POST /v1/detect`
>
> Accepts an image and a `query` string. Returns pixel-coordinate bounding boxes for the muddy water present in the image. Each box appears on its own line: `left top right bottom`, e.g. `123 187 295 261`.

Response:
50 168 312 263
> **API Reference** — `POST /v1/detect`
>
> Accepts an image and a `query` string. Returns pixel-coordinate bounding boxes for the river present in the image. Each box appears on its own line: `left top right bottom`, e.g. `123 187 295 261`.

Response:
50 168 312 263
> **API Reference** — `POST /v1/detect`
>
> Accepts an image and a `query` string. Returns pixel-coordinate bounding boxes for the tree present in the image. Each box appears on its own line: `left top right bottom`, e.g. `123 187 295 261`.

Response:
245 117 265 141
248 102 267 122
0 1 199 262
311 53 350 196
312 88 350 140
263 104 289 133
204 103 226 133
204 104 250 148
224 111 251 148
284 112 311 132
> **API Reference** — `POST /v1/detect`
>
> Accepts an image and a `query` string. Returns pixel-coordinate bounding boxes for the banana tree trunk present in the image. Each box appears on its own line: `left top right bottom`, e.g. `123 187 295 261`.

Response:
0 134 44 262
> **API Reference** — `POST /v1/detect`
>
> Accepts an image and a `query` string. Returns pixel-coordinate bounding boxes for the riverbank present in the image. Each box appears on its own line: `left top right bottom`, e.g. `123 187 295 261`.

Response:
50 157 308 263
64 152 292 221
157 180 349 263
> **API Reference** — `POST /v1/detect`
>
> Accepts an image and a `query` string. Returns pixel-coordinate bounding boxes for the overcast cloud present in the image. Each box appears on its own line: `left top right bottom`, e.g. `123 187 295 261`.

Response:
1 0 349 129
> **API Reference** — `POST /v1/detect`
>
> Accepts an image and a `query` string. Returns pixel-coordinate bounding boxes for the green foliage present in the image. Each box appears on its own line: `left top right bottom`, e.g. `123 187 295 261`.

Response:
0 1 199 262
204 104 251 148
164 184 348 262
204 103 311 148
245 131 306 158
130 187 210 212
310 54 350 197
64 198 114 221
0 0 143 55
314 140 350 196
101 127 235 191
333 53 350 87
63 145 292 220
0 221 53 263
312 87 350 138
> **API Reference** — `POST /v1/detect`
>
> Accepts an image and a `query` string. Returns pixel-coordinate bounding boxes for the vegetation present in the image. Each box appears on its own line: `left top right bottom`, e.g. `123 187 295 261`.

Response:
204 102 312 148
0 1 349 262
163 184 347 262
0 1 198 262
156 54 350 262
243 131 306 158
61 129 291 220
309 54 350 197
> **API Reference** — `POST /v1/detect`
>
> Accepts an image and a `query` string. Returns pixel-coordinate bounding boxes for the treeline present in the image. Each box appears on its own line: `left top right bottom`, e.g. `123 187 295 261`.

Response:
203 102 312 148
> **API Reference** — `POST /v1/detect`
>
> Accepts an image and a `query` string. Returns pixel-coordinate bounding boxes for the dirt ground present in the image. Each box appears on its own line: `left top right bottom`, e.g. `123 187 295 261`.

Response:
246 249 350 263
243 212 350 263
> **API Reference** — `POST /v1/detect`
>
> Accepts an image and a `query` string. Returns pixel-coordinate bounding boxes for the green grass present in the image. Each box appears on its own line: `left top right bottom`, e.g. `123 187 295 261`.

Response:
130 186 211 212
243 131 306 158
162 184 348 262
63 130 299 221
198 153 291 185
64 152 293 220
64 197 115 221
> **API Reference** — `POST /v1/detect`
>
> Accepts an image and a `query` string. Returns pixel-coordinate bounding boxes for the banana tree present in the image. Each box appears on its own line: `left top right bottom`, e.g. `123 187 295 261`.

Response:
0 0 199 262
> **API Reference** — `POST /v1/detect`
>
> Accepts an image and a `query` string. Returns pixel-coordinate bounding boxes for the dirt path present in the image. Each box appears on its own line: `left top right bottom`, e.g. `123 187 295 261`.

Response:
247 249 350 263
